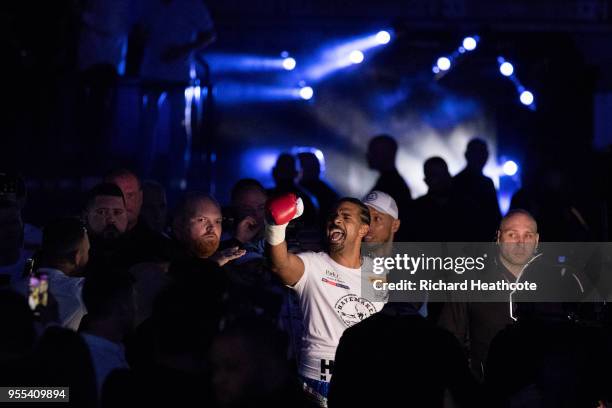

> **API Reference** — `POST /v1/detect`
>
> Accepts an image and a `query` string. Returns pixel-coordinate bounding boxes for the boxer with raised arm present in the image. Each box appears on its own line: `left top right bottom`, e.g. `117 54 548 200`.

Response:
265 193 383 406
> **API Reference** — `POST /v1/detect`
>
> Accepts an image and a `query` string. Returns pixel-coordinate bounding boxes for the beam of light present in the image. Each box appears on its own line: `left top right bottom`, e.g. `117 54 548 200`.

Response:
303 30 393 82
214 81 307 104
499 193 512 215
206 52 291 73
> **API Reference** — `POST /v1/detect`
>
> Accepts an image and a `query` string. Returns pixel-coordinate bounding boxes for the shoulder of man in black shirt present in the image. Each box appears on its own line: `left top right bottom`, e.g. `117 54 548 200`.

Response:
329 309 483 408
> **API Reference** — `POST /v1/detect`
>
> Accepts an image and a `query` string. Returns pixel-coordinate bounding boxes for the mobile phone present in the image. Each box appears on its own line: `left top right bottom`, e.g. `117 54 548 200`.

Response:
28 273 49 315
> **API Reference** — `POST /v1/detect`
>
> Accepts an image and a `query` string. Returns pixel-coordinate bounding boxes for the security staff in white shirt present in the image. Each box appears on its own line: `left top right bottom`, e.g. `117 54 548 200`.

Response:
30 217 90 330
266 194 383 406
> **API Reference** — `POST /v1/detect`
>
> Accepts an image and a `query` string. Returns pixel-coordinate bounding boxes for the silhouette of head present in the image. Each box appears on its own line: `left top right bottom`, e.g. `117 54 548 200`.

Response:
272 153 298 186
465 138 489 172
40 217 90 277
231 179 267 228
141 180 168 234
367 134 397 171
423 157 452 195
297 152 321 181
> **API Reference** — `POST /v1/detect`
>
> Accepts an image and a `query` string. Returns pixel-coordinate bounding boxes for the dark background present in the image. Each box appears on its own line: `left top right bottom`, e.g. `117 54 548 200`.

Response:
2 0 612 228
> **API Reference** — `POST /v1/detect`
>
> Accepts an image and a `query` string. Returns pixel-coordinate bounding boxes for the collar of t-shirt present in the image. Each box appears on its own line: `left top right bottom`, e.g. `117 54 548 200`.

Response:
322 252 361 273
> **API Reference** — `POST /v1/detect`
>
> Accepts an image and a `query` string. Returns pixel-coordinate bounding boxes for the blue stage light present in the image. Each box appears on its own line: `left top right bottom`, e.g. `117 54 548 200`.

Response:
299 86 314 100
436 57 451 71
462 37 477 51
376 30 391 45
520 90 534 106
349 50 364 64
502 160 519 176
283 57 296 71
500 61 514 77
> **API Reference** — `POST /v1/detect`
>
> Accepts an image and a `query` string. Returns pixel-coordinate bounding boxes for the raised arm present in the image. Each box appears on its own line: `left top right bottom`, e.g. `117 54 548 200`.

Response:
265 194 305 286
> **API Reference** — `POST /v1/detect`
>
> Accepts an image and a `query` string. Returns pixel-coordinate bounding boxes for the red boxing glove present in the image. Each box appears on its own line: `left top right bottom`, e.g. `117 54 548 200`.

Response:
266 193 304 225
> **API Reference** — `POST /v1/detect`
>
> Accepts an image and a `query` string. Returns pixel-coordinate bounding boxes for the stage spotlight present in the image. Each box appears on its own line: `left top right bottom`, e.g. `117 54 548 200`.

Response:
283 57 296 71
520 90 534 106
376 30 391 45
432 66 440 74
299 86 314 100
500 62 514 77
349 50 364 64
280 51 289 58
502 160 519 176
436 57 451 71
462 36 477 51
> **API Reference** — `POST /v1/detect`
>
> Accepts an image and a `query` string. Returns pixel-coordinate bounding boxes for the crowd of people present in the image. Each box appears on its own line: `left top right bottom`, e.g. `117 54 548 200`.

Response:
1 135 612 407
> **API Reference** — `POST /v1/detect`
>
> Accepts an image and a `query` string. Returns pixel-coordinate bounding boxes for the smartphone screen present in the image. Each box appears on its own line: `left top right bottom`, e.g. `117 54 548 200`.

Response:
28 273 49 315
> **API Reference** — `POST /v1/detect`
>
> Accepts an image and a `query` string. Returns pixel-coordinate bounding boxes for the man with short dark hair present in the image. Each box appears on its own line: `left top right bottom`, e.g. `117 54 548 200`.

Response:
266 195 384 405
82 183 129 273
36 217 90 330
84 183 128 241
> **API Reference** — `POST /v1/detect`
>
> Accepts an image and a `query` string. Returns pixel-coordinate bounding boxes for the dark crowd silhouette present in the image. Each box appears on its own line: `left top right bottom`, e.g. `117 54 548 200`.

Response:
2 132 612 408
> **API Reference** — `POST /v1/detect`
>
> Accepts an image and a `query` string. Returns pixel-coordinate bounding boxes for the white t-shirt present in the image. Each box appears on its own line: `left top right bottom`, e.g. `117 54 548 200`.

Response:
293 251 385 382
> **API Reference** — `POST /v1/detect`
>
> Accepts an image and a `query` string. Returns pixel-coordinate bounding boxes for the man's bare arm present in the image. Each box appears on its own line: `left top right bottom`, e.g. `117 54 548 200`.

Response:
268 241 304 286
265 194 305 286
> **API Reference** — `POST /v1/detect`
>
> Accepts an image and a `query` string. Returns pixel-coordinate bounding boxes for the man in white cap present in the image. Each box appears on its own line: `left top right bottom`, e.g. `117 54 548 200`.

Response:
362 190 400 256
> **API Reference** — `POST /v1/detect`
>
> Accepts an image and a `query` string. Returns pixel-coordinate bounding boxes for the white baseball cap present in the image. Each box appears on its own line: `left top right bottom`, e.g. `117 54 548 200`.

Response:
362 190 399 219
